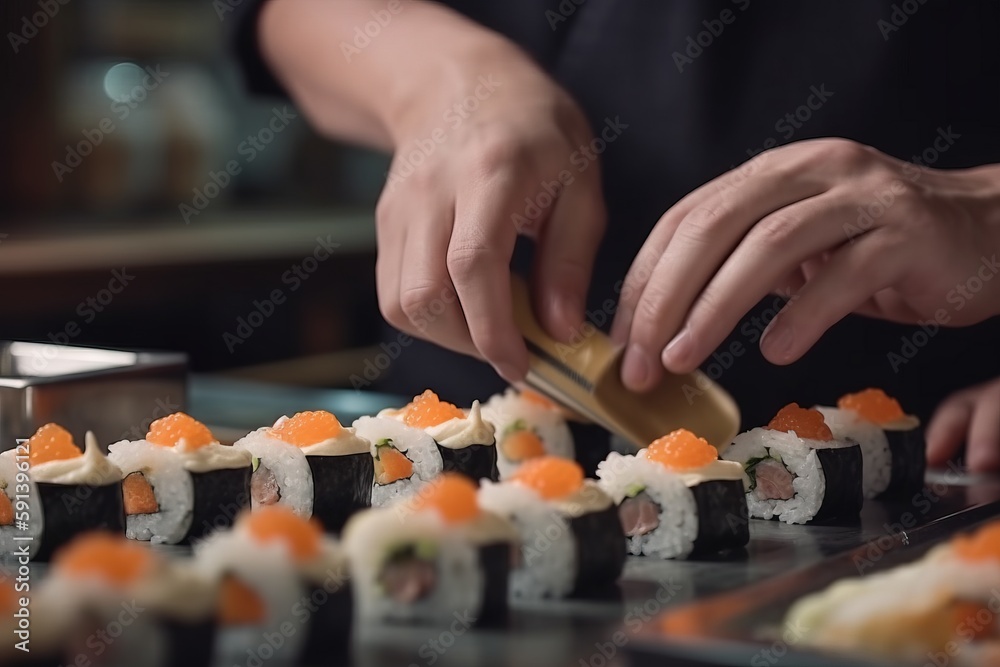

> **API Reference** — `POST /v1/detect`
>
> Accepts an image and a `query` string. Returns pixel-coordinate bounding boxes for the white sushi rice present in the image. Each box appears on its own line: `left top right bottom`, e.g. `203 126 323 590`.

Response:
194 530 307 664
0 450 42 559
723 428 826 525
816 406 891 499
482 388 575 479
343 508 484 623
353 416 442 508
596 452 698 559
233 427 314 517
476 480 577 599
107 440 193 544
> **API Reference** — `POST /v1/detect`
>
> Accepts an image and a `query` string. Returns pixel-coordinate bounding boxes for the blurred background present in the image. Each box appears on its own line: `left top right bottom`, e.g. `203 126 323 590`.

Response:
1 0 389 387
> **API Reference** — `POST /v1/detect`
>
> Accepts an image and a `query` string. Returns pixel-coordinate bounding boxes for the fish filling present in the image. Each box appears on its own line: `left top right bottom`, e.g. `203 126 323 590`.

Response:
251 463 281 506
746 456 795 501
618 487 661 537
122 471 159 515
379 542 437 604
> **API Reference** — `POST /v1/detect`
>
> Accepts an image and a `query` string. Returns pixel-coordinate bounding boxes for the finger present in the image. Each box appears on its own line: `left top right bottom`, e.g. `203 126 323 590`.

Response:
533 170 607 343
966 387 1000 472
450 170 529 382
926 393 974 467
757 230 905 365
397 204 478 357
620 166 827 391
661 194 849 373
374 200 408 332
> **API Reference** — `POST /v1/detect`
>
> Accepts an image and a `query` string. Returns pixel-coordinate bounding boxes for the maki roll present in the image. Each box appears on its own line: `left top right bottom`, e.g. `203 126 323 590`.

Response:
0 424 124 561
597 429 748 559
786 520 1000 663
108 412 252 544
344 473 516 627
353 415 442 507
195 506 352 665
818 388 925 498
39 533 219 667
235 410 373 532
482 388 575 479
1 576 82 666
478 457 625 599
722 404 863 525
399 390 498 483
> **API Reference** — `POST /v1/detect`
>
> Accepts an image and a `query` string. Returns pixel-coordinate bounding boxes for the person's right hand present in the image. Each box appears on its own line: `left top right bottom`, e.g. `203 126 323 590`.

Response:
373 40 606 382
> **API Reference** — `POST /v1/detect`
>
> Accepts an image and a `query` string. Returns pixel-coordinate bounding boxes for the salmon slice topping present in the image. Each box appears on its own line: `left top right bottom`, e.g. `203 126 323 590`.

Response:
403 390 464 428
411 473 480 523
146 412 215 449
27 423 82 467
646 429 718 471
243 505 322 563
373 440 414 485
122 472 159 515
837 388 906 424
52 533 156 587
512 456 584 500
767 403 833 441
501 422 546 462
269 410 343 446
218 575 266 625
0 492 13 526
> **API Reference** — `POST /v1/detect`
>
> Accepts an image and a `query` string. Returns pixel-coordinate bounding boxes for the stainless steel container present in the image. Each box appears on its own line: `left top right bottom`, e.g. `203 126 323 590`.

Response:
0 342 187 451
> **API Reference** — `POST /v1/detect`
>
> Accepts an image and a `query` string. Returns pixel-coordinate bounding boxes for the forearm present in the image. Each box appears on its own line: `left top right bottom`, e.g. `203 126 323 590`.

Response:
258 0 514 151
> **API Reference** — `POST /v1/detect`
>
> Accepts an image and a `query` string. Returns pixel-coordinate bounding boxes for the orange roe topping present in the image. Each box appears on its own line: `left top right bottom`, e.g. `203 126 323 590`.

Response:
512 456 584 500
837 388 906 425
146 412 215 449
0 580 17 614
52 533 156 587
953 522 1000 563
270 411 344 447
218 576 266 625
411 473 481 523
27 423 82 467
767 403 833 441
520 389 559 411
242 506 323 563
403 390 465 429
646 429 719 471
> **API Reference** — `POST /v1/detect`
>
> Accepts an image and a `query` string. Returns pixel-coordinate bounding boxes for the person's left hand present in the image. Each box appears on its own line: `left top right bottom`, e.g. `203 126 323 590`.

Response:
611 138 1000 391
927 377 1000 472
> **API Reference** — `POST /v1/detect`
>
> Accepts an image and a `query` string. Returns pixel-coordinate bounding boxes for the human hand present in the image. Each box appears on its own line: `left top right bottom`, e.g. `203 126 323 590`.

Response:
610 138 1000 391
375 39 606 381
927 377 1000 472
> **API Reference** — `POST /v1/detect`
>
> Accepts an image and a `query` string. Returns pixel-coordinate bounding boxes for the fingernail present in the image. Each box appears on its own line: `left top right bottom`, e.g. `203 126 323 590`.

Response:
661 328 691 371
622 344 654 390
495 362 526 383
760 321 794 363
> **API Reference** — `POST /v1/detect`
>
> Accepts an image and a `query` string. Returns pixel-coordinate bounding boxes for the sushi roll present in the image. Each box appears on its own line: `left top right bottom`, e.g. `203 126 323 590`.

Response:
344 473 516 627
597 429 749 559
1 576 82 666
353 415 442 507
38 532 220 667
0 424 124 561
482 388 575 478
478 457 625 599
398 390 498 483
235 410 373 532
195 506 352 665
786 520 1000 663
819 388 925 498
108 412 252 544
722 404 863 525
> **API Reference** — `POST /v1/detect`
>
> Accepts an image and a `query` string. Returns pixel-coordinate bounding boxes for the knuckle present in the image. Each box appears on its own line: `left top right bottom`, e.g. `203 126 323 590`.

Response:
820 138 871 172
398 281 443 321
446 244 488 280
631 295 667 344
470 134 528 174
752 212 800 248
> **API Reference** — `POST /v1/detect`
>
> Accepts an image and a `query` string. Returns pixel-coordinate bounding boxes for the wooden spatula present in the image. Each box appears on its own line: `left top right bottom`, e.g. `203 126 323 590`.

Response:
510 277 741 450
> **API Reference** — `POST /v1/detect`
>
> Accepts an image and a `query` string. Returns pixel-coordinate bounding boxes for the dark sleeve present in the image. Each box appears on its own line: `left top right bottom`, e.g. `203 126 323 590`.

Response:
231 0 286 97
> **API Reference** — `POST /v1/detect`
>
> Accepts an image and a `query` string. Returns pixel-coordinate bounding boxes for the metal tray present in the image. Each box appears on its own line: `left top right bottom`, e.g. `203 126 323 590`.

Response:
0 341 186 450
